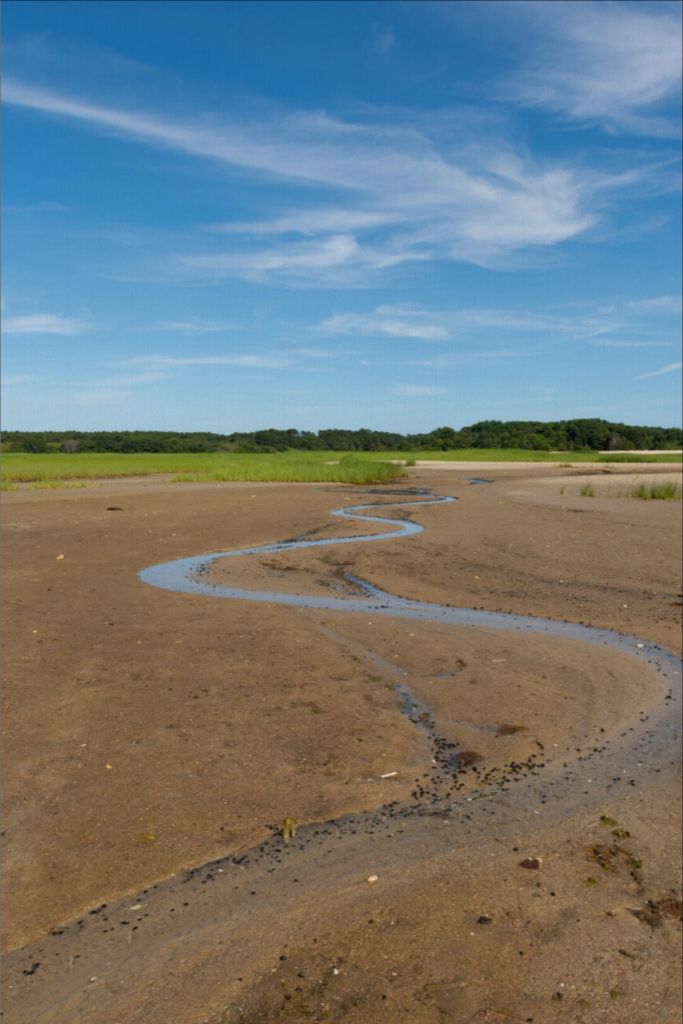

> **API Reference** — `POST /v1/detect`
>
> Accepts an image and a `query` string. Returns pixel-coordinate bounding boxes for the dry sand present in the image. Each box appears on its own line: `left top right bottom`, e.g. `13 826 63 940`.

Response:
2 465 681 1023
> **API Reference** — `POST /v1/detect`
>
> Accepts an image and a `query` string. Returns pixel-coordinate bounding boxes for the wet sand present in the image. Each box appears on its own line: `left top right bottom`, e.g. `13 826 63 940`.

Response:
2 465 681 1023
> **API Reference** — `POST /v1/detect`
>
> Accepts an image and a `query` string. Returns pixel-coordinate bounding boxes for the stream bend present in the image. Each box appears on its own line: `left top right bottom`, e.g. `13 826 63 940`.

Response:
139 490 681 796
139 491 681 674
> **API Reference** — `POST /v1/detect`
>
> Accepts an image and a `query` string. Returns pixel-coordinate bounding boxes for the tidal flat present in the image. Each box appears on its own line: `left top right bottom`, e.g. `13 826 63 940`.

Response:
2 463 681 1023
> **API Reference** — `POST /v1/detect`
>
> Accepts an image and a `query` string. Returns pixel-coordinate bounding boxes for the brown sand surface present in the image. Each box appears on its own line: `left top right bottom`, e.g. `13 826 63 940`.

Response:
2 466 681 1023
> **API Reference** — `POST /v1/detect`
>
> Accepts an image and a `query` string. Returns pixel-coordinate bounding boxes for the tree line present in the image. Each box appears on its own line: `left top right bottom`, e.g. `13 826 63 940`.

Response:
2 419 681 453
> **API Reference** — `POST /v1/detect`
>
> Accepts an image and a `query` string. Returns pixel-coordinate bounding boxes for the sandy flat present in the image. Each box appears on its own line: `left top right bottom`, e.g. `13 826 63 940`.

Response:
2 467 681 1023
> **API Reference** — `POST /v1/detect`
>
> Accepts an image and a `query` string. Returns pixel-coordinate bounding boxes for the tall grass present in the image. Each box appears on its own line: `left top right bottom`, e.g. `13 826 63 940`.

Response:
570 480 682 500
1 451 404 486
601 453 681 464
2 447 680 487
366 449 682 464
630 481 681 500
171 455 403 485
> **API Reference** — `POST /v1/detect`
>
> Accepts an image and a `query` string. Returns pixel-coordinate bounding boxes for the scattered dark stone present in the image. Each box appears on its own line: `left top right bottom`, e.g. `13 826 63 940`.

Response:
630 897 683 928
453 750 484 766
659 896 683 920
105 506 124 511
519 857 542 870
586 843 619 871
477 915 492 925
22 963 40 976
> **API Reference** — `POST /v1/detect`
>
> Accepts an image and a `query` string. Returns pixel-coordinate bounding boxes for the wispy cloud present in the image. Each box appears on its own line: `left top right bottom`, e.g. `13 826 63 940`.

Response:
154 318 238 334
208 208 397 236
181 233 435 286
627 294 682 314
409 348 529 368
322 305 451 340
451 308 619 338
319 302 629 342
109 353 287 369
4 78 615 282
320 297 682 350
66 372 170 388
633 361 682 380
502 1 682 136
2 312 92 335
590 339 669 349
278 345 351 359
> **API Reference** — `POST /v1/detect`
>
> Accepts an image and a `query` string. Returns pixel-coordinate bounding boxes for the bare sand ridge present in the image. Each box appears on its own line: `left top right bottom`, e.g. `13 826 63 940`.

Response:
2 464 681 1023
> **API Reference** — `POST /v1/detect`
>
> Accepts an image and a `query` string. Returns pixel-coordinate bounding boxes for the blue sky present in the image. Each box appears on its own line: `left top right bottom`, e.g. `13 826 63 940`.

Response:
2 0 681 432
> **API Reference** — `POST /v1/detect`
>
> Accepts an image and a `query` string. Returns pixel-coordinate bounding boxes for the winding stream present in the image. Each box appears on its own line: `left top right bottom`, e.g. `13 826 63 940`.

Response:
6 490 681 1019
139 491 681 677
138 489 682 828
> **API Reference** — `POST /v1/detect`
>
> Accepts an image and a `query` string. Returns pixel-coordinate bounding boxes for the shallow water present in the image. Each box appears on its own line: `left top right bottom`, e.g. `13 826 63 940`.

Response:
139 492 680 681
138 490 682 807
5 491 681 1012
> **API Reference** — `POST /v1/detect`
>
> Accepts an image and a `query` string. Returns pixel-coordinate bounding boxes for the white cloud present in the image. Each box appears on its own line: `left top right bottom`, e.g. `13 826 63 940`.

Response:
319 303 630 342
2 313 91 335
208 208 397 236
503 1 682 136
627 295 683 314
155 319 237 334
66 372 170 387
4 78 610 282
181 234 432 286
279 346 350 359
410 349 528 368
185 234 356 274
590 339 669 348
110 353 287 369
633 360 682 380
393 384 447 397
322 305 451 340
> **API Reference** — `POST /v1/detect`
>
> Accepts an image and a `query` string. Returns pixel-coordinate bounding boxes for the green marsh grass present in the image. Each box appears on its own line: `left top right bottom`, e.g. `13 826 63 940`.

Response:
601 453 682 464
365 449 682 464
171 454 403 485
28 481 88 490
630 481 681 500
569 480 682 500
2 448 680 488
1 451 404 486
